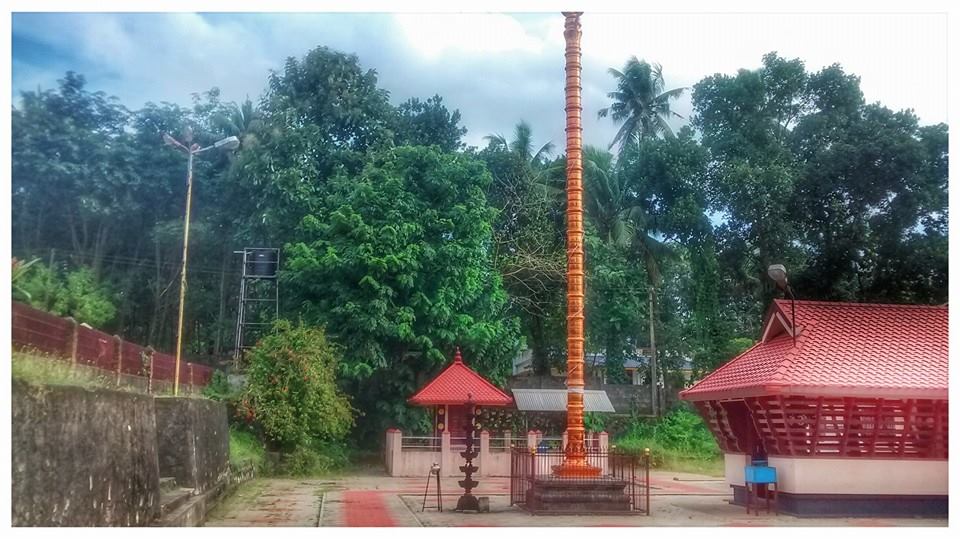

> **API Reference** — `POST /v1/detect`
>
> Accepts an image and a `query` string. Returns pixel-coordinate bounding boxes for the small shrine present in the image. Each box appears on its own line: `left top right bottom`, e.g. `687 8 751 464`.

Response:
408 347 513 438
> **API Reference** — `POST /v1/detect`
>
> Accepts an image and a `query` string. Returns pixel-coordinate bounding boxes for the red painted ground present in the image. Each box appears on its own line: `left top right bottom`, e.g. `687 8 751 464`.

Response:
342 491 397 527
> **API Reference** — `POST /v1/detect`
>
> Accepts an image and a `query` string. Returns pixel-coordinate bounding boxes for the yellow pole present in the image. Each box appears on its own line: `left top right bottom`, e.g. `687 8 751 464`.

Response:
173 150 194 396
556 11 599 477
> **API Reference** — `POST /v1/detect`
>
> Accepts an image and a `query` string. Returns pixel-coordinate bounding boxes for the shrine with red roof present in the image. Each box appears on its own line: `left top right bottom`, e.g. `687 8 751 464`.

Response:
408 347 513 436
680 299 948 517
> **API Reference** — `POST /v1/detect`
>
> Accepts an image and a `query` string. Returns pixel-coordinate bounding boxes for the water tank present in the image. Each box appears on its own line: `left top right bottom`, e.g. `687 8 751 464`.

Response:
245 248 278 278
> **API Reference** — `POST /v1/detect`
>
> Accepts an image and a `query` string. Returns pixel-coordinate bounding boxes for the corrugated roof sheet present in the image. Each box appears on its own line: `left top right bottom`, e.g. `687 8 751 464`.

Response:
680 300 948 401
511 388 616 413
408 348 513 406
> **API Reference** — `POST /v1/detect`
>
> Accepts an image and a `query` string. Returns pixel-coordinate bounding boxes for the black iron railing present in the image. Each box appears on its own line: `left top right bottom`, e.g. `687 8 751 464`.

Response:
509 447 650 514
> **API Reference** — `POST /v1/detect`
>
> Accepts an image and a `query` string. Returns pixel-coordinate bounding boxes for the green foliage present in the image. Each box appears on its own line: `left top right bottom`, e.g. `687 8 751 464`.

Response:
394 94 467 152
583 412 606 433
17 264 117 328
228 426 266 471
284 145 521 442
614 408 721 472
273 440 351 477
598 57 686 152
480 123 566 376
53 268 117 327
238 321 354 449
202 370 237 402
11 257 41 302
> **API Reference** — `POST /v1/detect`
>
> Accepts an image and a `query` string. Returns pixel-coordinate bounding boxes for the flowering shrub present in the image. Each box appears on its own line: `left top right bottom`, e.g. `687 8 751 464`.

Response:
238 320 354 449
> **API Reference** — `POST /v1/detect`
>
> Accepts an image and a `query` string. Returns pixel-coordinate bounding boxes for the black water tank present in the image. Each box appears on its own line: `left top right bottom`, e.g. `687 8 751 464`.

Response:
245 248 278 278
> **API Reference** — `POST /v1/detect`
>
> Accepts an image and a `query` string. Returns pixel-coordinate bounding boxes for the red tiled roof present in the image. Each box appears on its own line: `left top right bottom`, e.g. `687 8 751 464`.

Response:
408 348 513 406
680 300 948 401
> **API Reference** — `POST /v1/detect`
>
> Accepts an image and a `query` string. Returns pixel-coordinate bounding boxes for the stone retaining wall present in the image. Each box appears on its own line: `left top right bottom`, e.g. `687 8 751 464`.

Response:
155 397 229 494
12 380 161 526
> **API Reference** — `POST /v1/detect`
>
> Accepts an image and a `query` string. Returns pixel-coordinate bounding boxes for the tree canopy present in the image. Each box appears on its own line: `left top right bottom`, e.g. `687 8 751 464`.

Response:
11 46 947 448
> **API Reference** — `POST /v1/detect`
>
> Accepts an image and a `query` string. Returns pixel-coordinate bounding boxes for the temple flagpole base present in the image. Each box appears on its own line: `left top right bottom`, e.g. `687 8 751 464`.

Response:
552 458 602 478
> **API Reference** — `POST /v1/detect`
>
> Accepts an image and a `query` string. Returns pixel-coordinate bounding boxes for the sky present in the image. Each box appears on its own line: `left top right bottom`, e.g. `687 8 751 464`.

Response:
11 12 949 150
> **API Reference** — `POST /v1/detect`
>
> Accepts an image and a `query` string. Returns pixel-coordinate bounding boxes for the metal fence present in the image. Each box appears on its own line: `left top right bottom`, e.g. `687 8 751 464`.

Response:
509 447 650 514
12 301 215 392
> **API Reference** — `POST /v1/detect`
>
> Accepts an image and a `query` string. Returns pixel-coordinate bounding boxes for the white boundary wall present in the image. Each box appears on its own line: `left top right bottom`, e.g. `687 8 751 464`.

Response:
724 452 948 495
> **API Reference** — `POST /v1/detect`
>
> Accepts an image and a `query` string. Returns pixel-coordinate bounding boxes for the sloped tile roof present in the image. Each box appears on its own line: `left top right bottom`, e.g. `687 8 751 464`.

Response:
408 348 513 406
512 389 616 412
680 300 948 401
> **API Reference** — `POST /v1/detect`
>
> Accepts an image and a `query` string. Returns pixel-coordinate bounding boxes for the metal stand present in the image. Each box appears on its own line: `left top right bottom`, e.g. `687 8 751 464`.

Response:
455 396 480 512
421 463 442 512
233 248 279 362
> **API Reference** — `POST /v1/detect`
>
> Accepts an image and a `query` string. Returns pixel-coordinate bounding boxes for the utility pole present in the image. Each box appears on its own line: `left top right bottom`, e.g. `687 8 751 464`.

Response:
649 287 658 418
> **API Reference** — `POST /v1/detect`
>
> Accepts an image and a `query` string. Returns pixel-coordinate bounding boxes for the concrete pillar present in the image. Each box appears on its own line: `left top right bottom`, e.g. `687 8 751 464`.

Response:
479 430 490 477
385 428 402 476
562 429 569 451
113 335 123 386
504 430 512 450
441 430 452 477
66 317 78 367
146 346 155 394
527 430 538 451
599 431 610 474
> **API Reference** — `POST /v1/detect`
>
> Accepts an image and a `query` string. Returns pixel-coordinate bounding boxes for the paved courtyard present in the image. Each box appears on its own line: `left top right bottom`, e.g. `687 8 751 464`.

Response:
204 471 947 527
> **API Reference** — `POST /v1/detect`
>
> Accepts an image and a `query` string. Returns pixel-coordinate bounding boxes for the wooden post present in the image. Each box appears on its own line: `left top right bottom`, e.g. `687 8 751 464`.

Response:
114 335 123 386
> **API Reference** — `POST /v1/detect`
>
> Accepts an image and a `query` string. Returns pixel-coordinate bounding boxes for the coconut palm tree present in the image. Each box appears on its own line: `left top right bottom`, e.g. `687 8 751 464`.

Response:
484 120 555 167
598 57 686 153
581 146 676 416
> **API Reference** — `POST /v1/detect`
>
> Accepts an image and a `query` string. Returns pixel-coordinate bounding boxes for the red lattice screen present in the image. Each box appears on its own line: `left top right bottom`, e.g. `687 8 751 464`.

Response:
695 396 948 459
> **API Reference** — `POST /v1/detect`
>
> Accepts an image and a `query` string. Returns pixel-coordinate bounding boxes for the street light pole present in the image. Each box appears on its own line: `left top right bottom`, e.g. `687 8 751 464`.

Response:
164 133 239 396
173 149 195 396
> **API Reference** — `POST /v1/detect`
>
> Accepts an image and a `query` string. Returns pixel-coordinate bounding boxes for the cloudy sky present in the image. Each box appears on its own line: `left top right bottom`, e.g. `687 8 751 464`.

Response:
11 12 948 149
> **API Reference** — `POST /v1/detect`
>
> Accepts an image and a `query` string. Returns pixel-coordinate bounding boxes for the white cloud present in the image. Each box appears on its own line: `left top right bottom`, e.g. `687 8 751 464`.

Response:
11 12 949 152
395 13 544 59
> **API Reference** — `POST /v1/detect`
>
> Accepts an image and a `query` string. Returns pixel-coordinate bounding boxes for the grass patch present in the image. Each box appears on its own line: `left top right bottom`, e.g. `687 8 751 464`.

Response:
12 349 207 398
613 407 724 477
205 478 267 521
229 427 267 471
12 350 118 390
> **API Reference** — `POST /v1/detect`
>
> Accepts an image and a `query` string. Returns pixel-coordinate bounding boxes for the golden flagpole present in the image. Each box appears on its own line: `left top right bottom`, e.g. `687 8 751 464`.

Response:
556 11 599 477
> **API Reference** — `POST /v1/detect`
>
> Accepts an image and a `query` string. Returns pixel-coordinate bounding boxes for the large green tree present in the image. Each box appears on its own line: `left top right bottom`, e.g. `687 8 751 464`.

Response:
284 145 521 442
480 122 566 375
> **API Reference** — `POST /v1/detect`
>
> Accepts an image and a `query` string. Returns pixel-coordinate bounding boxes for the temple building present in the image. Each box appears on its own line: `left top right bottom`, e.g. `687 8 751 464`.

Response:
680 299 948 517
408 347 513 436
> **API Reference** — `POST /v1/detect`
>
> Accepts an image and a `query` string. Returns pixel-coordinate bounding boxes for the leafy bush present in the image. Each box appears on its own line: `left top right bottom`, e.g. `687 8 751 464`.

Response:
16 263 117 328
203 370 237 402
229 426 266 471
583 412 606 433
613 407 721 473
237 320 354 450
276 441 350 477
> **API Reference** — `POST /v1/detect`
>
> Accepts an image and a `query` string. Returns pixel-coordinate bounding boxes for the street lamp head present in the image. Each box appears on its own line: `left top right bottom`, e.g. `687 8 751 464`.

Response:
213 136 240 151
767 264 789 289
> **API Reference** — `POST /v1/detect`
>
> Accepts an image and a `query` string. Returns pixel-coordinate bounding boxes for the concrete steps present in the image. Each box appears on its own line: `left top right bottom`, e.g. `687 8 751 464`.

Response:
160 477 179 493
160 488 194 518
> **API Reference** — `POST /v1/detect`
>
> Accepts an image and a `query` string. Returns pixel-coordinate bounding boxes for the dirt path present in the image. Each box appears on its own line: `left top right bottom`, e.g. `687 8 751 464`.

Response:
204 479 329 527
